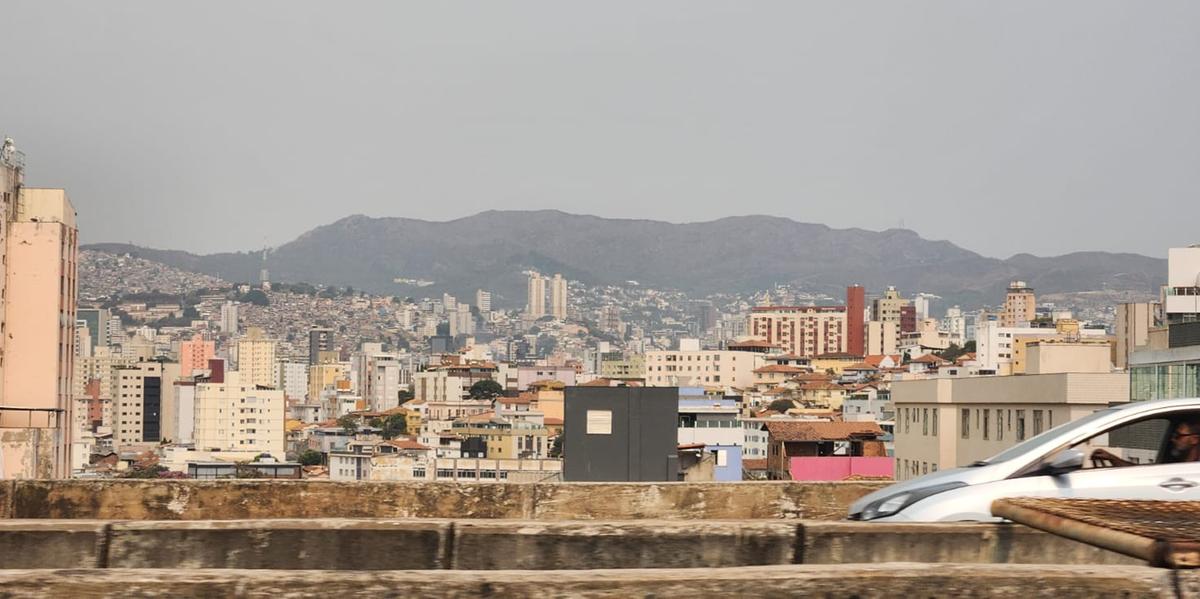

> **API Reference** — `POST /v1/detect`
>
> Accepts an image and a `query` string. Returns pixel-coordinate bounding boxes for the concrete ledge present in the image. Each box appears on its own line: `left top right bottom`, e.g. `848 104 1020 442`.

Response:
450 520 798 570
531 481 873 520
106 519 452 570
801 521 1140 566
6 480 888 520
0 519 1156 571
0 564 1176 598
0 520 108 569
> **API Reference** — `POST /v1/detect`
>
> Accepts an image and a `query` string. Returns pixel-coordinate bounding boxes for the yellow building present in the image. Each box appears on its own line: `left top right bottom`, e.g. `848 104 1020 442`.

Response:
308 362 349 402
810 353 862 375
450 412 551 460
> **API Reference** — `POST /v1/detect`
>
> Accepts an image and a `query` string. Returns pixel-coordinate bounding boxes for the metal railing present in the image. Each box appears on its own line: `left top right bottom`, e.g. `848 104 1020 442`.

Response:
0 406 65 429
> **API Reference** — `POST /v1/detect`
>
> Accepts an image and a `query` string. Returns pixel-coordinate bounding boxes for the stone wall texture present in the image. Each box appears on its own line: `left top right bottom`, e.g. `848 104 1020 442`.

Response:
3 480 889 520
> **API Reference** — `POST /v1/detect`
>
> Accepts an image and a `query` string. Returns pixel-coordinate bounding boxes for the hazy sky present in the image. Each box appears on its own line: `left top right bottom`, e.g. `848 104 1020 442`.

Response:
3 2 1197 258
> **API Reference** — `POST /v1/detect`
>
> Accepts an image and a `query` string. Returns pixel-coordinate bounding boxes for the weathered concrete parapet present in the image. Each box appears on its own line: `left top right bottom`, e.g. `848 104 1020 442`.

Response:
0 564 1178 598
7 480 888 521
107 519 453 570
450 520 799 570
800 521 1139 566
531 481 875 520
0 519 1137 571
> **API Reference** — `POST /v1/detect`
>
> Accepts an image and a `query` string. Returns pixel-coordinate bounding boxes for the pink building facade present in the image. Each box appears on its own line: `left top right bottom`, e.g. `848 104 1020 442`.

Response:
0 186 78 479
180 333 215 376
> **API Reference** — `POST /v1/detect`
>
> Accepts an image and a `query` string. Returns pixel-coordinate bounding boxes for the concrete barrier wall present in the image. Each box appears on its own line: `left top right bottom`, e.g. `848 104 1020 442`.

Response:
0 565 1179 598
3 480 888 520
0 519 1139 570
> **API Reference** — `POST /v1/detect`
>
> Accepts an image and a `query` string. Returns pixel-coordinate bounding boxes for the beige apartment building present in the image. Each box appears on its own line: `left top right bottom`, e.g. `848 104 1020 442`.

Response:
0 163 79 478
193 370 285 458
892 372 1128 480
643 350 764 389
866 320 898 356
1115 302 1160 370
749 306 847 358
1000 281 1036 328
236 327 277 389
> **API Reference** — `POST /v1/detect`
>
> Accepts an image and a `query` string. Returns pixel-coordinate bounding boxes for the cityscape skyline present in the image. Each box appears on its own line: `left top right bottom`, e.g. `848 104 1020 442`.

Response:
4 2 1200 258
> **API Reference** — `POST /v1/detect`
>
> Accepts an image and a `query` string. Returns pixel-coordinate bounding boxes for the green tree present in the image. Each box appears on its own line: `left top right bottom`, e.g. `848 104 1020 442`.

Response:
337 415 360 436
767 399 796 413
240 289 270 306
381 414 408 439
298 449 323 466
963 340 976 353
936 343 965 362
469 379 504 400
397 389 414 403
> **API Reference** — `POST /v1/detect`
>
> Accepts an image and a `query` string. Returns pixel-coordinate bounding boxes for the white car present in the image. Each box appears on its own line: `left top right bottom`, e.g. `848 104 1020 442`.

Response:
848 397 1200 522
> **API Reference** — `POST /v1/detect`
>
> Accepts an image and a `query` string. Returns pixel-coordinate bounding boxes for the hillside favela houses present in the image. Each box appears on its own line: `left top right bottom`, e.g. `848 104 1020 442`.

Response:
0 138 1190 484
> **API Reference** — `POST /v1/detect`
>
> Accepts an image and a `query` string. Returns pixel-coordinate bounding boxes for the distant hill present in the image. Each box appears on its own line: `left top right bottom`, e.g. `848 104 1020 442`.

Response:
84 210 1165 308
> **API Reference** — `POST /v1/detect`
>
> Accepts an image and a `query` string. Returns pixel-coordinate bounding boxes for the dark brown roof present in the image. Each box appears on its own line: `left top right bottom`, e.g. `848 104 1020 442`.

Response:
742 459 769 470
764 421 884 442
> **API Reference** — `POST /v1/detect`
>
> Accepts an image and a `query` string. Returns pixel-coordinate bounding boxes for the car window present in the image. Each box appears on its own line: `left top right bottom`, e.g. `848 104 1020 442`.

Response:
983 408 1117 465
1070 417 1171 469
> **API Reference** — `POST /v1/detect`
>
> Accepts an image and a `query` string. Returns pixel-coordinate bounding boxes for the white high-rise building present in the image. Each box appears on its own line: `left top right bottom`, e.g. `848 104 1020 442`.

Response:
220 301 240 334
526 273 546 318
550 274 568 320
943 306 967 346
475 290 492 313
193 370 285 458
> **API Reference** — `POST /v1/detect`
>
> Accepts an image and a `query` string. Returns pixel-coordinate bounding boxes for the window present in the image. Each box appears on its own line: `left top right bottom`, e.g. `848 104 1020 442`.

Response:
1033 410 1044 435
997 411 1004 441
922 409 928 436
932 409 938 436
1016 410 1026 441
983 410 990 440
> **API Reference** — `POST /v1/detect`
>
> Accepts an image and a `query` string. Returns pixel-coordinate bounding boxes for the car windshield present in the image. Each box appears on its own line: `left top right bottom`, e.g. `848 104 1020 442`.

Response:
976 408 1118 465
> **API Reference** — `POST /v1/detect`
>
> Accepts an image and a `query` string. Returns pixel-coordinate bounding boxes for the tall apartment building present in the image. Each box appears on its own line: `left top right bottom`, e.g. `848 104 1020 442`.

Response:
77 307 111 349
975 318 1107 375
475 289 492 313
526 272 546 318
277 360 309 401
179 333 215 376
1115 302 1161 370
112 362 165 448
1129 247 1200 402
308 327 337 365
846 286 866 357
1000 281 1036 328
943 306 967 346
748 306 847 358
550 273 568 320
219 301 239 334
643 349 764 389
236 327 277 389
193 370 285 458
0 140 79 478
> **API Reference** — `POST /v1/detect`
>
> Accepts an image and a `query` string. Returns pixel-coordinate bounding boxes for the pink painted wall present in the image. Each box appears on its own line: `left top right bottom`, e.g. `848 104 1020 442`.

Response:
788 456 894 481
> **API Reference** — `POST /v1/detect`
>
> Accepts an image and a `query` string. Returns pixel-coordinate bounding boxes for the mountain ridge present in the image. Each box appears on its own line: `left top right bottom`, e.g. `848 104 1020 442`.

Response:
83 211 1164 308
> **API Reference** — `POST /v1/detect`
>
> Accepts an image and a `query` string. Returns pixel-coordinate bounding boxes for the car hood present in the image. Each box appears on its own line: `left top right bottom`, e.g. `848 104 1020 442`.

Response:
848 466 980 516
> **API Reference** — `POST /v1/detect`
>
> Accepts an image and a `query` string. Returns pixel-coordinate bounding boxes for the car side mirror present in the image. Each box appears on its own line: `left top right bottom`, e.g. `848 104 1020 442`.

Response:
1044 449 1084 475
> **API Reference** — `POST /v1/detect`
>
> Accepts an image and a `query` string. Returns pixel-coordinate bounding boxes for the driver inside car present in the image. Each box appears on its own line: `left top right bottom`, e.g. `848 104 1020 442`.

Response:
1089 418 1200 467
